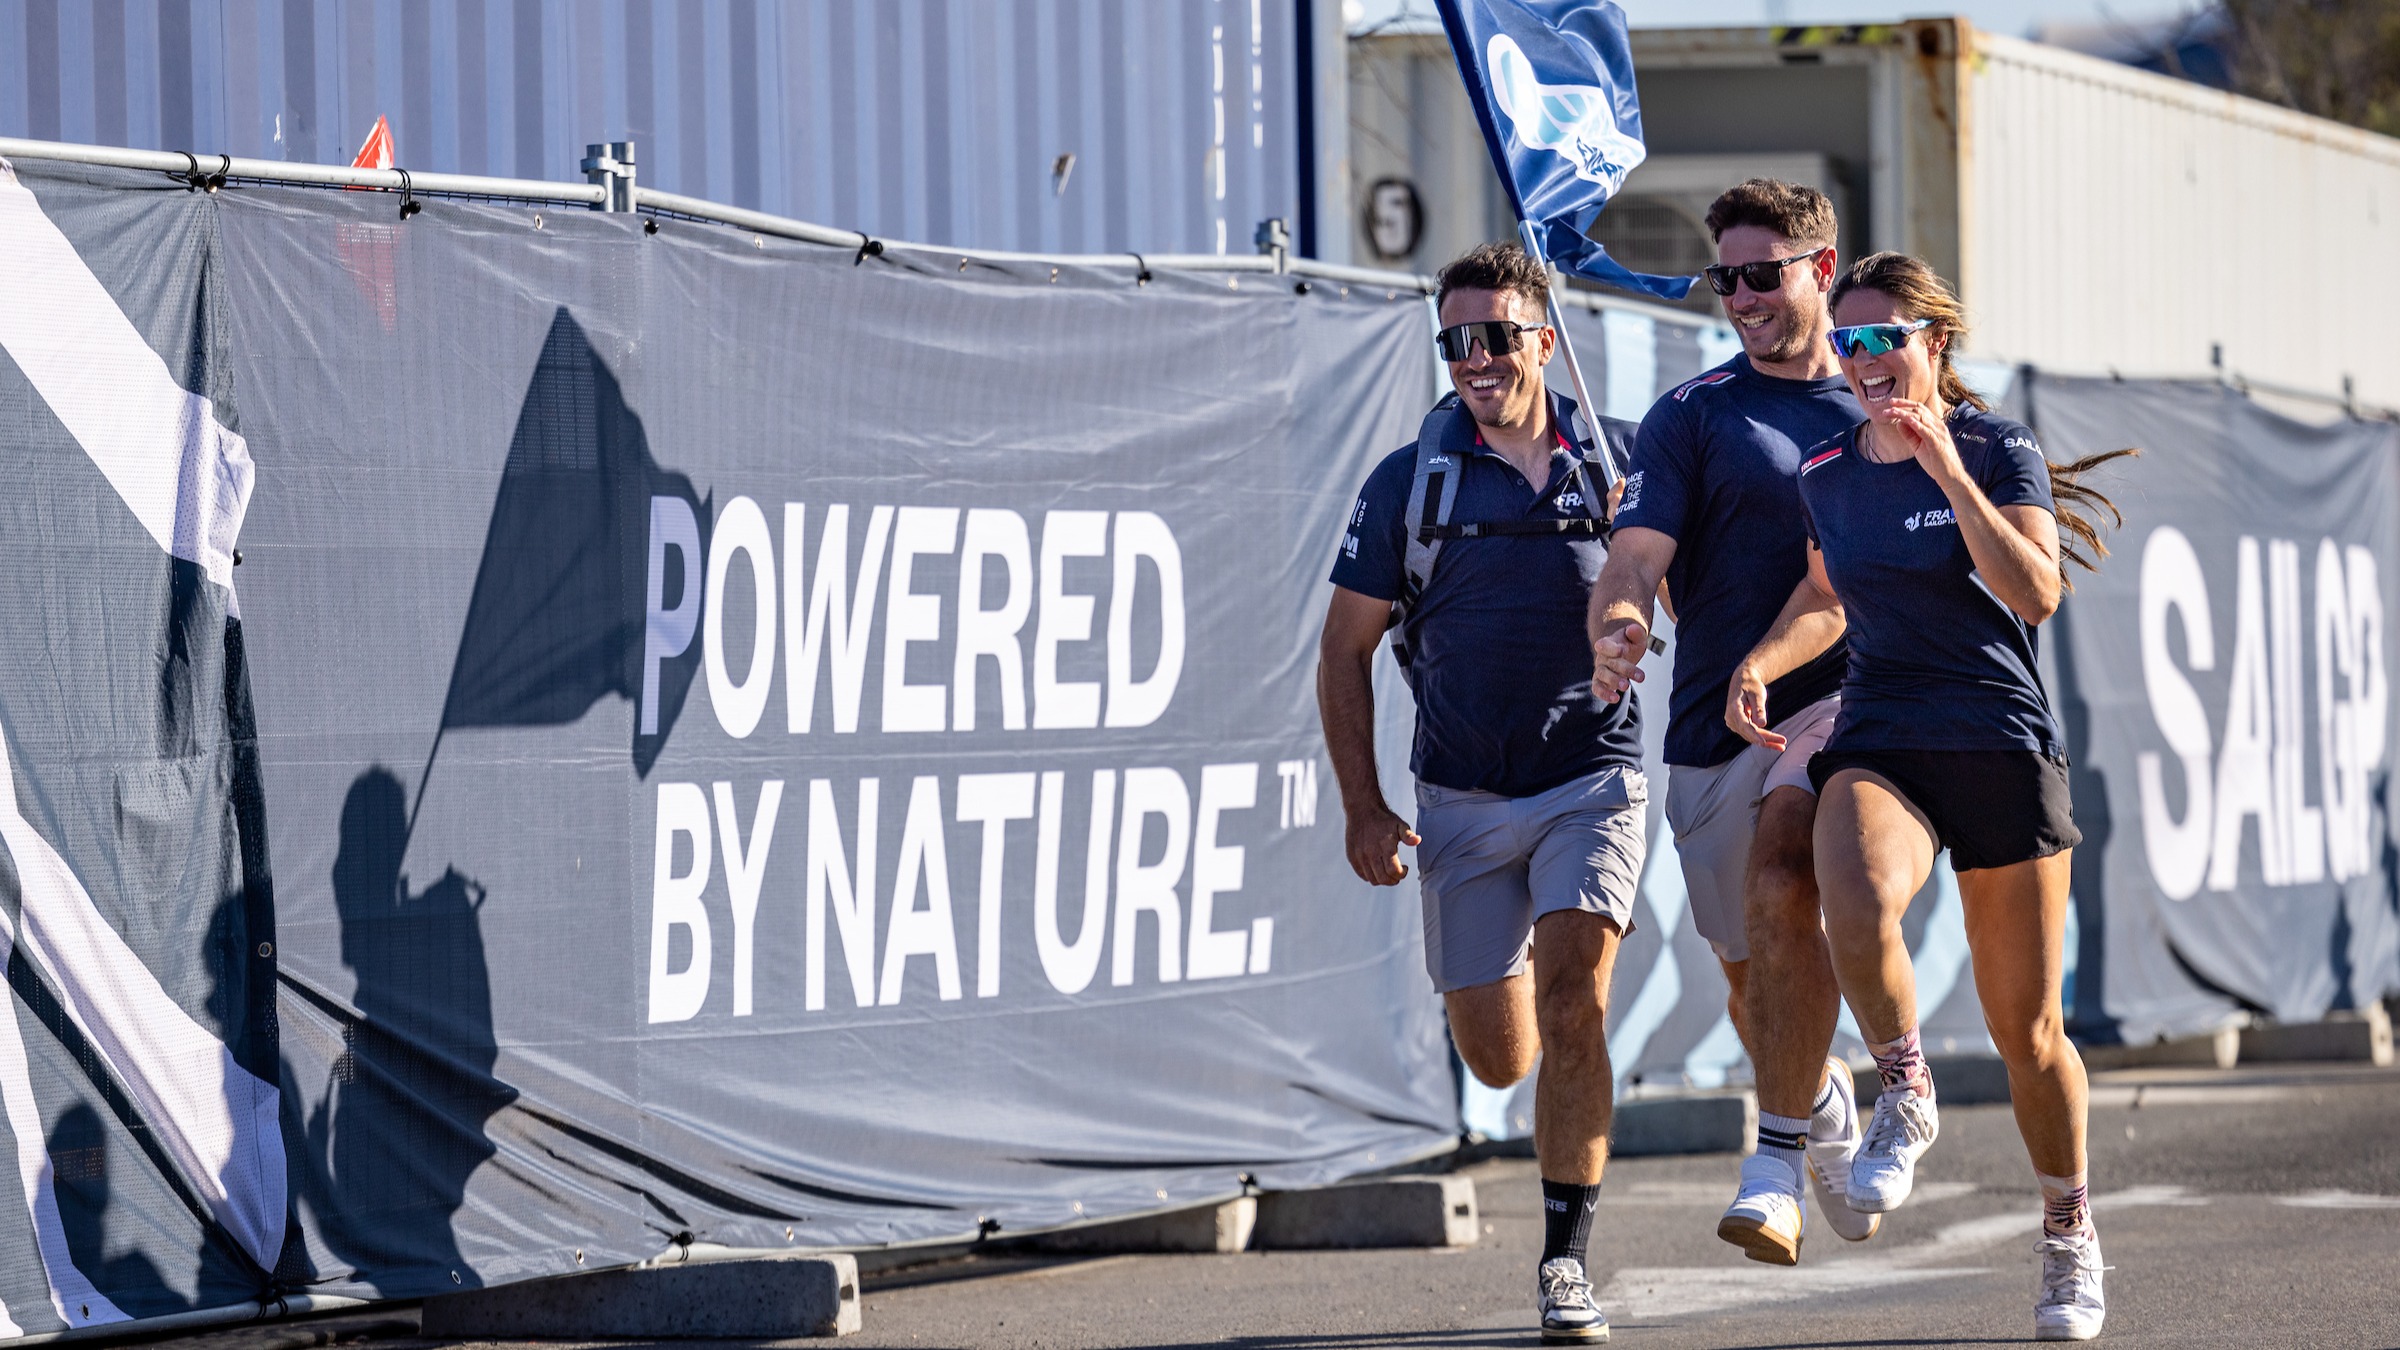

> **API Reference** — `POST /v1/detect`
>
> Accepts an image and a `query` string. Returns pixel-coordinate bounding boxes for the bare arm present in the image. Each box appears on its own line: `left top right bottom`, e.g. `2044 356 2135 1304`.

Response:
1886 400 2062 624
1586 524 1678 703
1727 543 1844 751
1317 586 1420 886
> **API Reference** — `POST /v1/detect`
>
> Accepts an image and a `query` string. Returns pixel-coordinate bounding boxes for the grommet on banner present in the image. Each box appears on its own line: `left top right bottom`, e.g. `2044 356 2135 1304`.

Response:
1293 280 1312 295
854 235 884 265
1130 253 1152 286
643 216 659 235
396 168 422 220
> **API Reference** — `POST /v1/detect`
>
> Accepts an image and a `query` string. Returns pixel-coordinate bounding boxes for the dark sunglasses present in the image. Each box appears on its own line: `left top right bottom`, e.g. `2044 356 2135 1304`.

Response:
1435 320 1545 362
1702 248 1828 297
1828 318 1933 359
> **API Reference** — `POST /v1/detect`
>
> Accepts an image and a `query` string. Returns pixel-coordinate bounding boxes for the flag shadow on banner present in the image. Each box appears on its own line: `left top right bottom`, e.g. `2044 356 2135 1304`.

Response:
422 306 709 814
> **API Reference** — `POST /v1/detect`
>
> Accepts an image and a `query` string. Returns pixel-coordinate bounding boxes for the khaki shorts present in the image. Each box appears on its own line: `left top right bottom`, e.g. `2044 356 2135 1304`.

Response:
1663 696 1839 964
1414 765 1648 994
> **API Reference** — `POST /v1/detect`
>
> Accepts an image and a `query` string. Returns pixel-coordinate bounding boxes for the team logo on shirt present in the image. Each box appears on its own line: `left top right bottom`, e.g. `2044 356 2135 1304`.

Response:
1905 508 1957 531
1557 490 1585 512
1343 533 1360 558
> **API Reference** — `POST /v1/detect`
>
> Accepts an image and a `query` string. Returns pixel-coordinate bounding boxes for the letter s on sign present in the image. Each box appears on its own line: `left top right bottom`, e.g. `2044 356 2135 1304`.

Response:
2137 526 2215 901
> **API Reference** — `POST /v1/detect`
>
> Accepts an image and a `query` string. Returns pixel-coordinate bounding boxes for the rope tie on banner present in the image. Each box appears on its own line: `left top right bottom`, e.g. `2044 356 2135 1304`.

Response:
854 233 884 265
170 152 228 194
1129 252 1152 286
395 168 421 221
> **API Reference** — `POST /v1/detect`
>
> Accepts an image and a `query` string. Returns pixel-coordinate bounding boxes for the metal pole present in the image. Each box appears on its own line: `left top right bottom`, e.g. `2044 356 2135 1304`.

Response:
581 141 635 212
1517 220 1616 491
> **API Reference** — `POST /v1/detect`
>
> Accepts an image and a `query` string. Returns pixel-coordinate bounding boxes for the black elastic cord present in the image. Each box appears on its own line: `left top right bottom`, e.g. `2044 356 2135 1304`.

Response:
396 168 421 220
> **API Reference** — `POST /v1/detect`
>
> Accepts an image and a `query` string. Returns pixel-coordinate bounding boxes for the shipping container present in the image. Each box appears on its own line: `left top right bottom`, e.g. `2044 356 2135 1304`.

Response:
1351 18 2400 411
0 0 1348 259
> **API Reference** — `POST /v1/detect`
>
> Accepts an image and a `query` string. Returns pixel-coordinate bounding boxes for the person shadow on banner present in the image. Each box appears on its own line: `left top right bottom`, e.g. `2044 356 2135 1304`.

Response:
294 768 514 1289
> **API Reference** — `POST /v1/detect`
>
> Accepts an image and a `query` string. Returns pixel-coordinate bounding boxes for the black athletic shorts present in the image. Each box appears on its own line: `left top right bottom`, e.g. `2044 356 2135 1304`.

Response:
1807 747 2082 872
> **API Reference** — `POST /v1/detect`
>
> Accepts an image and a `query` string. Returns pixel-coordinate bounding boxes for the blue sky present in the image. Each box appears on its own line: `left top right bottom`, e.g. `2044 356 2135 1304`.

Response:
1348 0 2196 41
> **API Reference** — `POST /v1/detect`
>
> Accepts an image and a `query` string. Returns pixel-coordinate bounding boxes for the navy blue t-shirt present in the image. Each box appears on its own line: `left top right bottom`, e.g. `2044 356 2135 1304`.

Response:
1612 355 1863 768
1797 405 2064 754
1329 390 1644 797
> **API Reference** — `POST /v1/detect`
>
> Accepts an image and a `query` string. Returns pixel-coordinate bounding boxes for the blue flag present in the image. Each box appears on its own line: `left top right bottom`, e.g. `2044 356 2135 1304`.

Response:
1434 0 1695 301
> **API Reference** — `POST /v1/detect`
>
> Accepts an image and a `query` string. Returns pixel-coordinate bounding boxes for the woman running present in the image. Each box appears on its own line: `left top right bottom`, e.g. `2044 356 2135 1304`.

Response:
1731 252 2130 1341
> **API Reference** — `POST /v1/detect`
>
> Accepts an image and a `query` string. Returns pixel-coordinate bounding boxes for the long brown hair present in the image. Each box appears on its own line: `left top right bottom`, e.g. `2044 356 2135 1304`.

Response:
1831 251 2134 581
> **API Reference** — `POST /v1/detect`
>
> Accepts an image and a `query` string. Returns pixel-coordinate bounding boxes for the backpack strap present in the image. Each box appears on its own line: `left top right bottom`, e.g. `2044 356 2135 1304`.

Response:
1388 395 1467 681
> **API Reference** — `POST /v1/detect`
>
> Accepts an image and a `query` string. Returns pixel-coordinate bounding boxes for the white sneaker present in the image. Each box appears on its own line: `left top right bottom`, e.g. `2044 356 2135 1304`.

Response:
1805 1060 1881 1242
1717 1153 1807 1265
2034 1228 2107 1340
1537 1257 1610 1343
1848 1082 1938 1213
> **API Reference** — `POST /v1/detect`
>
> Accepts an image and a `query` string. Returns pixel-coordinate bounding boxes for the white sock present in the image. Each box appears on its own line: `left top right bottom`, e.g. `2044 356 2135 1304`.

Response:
1808 1060 1854 1143
1756 1110 1810 1181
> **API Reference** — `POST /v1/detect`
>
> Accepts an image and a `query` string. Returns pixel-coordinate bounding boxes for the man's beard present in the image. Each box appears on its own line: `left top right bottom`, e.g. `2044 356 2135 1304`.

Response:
1751 299 1822 365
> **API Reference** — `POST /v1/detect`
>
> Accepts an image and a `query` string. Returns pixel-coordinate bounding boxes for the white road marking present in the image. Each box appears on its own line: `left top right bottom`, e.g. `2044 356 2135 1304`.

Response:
1599 1185 2206 1322
2089 1084 2302 1108
2277 1189 2400 1209
1601 1180 1978 1208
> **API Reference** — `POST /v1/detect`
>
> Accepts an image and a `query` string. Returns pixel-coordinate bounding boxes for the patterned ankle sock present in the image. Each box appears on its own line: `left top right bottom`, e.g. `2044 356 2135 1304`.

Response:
1867 1027 1931 1098
2037 1169 2091 1237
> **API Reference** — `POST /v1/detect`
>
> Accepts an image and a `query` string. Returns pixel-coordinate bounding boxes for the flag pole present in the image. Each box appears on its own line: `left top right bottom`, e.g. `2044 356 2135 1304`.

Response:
1518 219 1618 493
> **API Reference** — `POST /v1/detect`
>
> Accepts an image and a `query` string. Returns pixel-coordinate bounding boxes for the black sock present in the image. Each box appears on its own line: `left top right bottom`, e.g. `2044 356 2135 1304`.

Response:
1540 1178 1600 1268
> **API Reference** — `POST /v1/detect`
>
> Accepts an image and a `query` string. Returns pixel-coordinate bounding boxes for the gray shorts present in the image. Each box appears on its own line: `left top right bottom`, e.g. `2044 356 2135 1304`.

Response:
1663 695 1839 964
1414 765 1648 994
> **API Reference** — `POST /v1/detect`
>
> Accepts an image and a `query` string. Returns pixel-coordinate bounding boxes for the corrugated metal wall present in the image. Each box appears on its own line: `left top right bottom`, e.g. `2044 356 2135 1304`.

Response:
1969 32 2400 409
0 0 1302 256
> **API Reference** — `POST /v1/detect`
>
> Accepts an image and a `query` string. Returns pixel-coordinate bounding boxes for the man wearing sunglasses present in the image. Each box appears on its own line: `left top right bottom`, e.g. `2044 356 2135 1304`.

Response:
1586 179 1877 1266
1319 242 1643 1344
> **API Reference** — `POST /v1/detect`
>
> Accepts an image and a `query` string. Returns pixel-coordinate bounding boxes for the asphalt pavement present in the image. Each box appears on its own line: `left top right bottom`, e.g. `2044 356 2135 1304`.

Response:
153 1062 2400 1350
838 1061 2400 1349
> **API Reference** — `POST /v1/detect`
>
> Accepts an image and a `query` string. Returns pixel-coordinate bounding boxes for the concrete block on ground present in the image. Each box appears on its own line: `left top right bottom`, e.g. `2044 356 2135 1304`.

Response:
2079 1024 2240 1071
419 1254 860 1339
1925 1054 2013 1105
2240 1004 2392 1066
1023 1197 1256 1254
1252 1175 1477 1249
1612 1089 1756 1157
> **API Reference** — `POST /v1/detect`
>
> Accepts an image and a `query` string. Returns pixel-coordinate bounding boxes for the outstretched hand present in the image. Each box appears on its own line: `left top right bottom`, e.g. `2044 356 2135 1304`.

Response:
1591 620 1648 704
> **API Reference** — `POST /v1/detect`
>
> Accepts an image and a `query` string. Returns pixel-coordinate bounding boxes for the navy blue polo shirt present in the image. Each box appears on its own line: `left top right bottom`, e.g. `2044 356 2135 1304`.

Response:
1613 354 1863 768
1329 390 1643 797
1797 405 2064 754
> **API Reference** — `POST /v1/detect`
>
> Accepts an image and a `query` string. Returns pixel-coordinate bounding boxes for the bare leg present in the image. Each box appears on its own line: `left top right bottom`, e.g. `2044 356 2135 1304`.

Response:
1813 770 1939 1043
1744 786 1843 1119
1957 852 2087 1178
1445 973 1539 1090
1530 910 1624 1184
1717 955 1749 1049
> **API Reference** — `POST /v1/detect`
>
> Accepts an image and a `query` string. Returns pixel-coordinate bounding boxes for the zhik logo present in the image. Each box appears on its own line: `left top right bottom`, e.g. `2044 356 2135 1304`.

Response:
1485 34 1648 192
